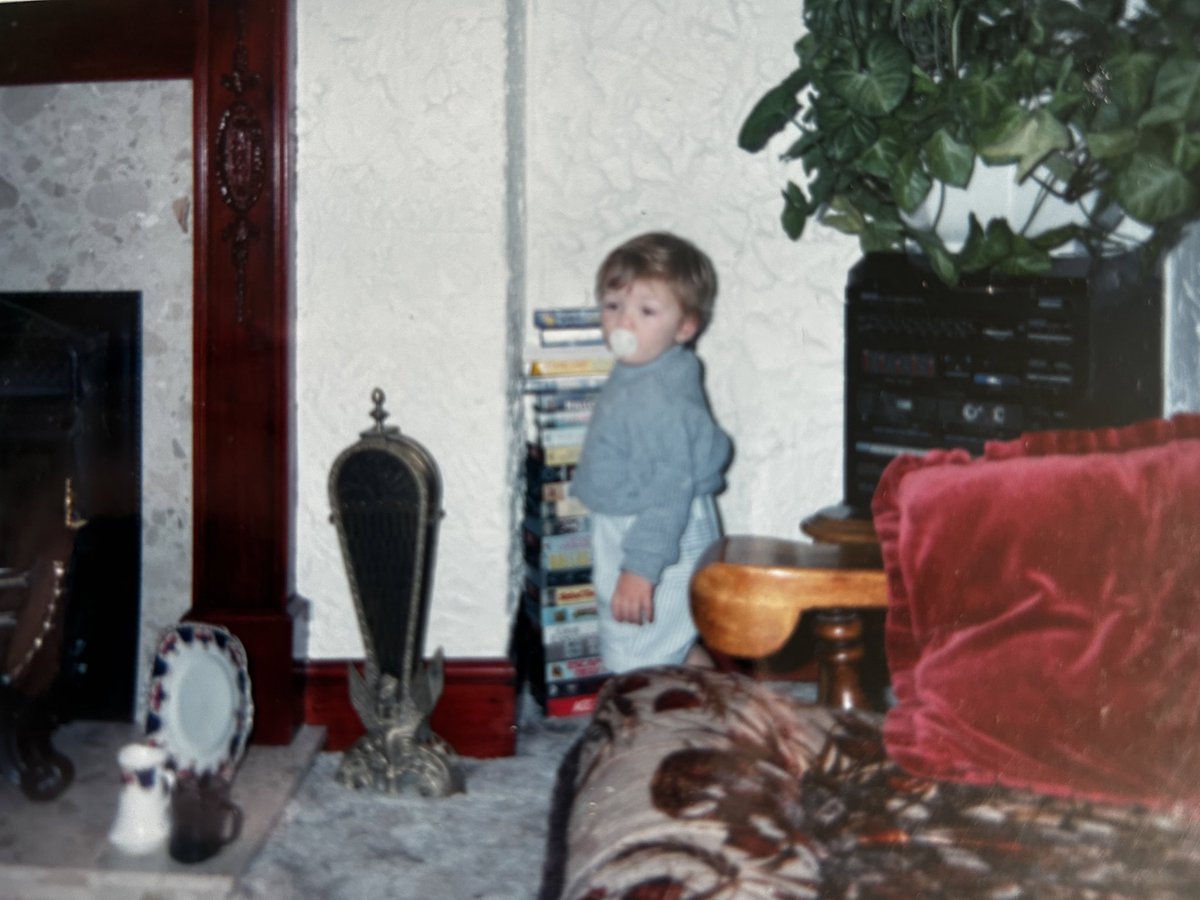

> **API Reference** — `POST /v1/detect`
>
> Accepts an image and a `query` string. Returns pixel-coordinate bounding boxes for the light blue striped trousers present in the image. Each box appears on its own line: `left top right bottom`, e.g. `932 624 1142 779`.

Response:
590 495 720 673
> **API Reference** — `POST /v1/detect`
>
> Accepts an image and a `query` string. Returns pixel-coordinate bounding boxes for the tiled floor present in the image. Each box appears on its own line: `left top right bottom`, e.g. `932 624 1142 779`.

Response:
0 721 324 900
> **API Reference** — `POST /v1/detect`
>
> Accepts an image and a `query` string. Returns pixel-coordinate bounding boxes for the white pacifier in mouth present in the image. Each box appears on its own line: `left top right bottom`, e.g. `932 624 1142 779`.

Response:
608 328 638 360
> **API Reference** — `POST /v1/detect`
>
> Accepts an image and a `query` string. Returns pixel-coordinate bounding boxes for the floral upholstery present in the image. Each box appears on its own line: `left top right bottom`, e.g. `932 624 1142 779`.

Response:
541 666 1200 900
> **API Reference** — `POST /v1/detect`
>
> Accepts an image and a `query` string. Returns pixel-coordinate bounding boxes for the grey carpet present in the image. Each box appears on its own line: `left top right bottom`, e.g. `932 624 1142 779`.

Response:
233 693 588 900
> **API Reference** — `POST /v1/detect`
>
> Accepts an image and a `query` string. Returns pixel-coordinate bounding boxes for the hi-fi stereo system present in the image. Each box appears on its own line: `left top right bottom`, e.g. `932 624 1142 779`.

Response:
843 252 1162 512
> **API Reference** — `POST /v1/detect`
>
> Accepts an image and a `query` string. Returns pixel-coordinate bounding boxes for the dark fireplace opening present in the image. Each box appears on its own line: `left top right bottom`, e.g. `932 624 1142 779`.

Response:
0 292 141 721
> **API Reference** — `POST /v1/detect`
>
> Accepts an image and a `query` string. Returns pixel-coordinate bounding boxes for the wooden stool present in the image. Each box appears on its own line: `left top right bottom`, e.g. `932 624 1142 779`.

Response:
690 509 887 710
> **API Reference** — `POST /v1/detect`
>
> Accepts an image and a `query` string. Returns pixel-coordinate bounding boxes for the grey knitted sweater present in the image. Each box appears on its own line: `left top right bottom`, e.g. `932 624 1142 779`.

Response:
572 345 731 583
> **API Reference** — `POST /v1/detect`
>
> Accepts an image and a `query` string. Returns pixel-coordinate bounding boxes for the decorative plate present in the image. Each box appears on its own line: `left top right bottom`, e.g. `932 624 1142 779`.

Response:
145 623 254 779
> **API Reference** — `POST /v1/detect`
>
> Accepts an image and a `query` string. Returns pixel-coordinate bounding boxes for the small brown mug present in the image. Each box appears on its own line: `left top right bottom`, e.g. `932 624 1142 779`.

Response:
169 773 243 864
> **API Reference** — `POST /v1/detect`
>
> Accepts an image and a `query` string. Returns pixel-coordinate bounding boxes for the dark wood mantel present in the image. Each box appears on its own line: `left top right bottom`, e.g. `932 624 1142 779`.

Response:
0 0 300 744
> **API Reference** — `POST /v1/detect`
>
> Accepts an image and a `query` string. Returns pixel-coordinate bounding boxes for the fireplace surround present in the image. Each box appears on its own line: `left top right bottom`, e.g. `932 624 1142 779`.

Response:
0 0 300 743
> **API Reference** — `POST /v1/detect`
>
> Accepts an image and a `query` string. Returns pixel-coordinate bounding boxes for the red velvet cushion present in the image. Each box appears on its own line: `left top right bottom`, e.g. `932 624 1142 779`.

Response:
872 414 1200 813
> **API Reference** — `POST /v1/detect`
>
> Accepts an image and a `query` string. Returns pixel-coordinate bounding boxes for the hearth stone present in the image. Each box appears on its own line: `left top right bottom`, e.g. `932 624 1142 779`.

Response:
0 720 324 899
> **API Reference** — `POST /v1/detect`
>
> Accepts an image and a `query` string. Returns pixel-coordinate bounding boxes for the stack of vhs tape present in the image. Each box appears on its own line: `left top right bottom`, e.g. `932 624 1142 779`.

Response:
514 305 611 717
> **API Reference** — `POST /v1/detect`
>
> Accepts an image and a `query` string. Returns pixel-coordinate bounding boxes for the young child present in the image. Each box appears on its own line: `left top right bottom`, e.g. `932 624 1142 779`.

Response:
572 231 732 673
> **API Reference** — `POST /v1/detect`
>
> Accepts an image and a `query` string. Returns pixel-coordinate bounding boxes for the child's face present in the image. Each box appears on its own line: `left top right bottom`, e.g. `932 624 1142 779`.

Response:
600 279 698 366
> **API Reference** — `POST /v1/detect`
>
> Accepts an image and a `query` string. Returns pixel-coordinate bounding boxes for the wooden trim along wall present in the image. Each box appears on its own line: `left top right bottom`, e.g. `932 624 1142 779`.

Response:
1 0 302 744
303 658 519 759
0 0 196 85
188 0 298 746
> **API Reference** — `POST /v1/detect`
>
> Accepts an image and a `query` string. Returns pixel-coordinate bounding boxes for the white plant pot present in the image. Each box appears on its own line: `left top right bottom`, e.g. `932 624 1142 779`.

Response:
901 159 1152 254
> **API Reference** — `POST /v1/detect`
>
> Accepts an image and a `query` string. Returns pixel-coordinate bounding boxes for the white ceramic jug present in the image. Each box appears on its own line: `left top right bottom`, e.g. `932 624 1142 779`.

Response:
107 742 174 855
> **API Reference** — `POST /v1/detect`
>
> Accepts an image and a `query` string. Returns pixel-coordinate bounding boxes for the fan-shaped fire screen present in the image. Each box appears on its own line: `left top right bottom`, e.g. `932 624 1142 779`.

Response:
328 388 462 796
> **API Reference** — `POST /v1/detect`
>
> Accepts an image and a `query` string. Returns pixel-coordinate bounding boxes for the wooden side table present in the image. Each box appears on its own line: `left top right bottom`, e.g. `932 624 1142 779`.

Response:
800 503 877 545
800 504 884 709
690 506 887 710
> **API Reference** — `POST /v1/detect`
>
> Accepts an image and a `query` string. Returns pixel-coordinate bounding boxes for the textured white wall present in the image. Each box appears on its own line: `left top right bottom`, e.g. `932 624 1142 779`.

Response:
293 2 512 659
294 0 857 660
0 81 194 715
523 0 858 547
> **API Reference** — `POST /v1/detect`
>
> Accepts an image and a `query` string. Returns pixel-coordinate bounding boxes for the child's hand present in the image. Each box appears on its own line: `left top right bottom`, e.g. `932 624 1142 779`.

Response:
612 571 654 625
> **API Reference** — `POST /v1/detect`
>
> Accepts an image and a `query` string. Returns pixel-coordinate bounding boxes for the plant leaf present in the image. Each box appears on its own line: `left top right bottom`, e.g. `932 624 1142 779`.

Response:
781 130 820 162
1105 51 1158 115
1176 132 1200 171
806 164 838 210
959 70 1018 128
1139 56 1200 126
781 182 809 240
994 231 1054 276
1112 152 1199 224
1038 150 1081 187
1085 127 1140 160
1030 223 1090 252
892 152 933 213
858 134 906 181
859 216 906 252
910 232 959 285
819 193 869 236
979 108 1072 180
1035 0 1109 39
738 69 808 153
826 34 912 117
924 129 975 188
792 32 817 63
971 106 1022 169
956 216 1012 272
828 116 880 162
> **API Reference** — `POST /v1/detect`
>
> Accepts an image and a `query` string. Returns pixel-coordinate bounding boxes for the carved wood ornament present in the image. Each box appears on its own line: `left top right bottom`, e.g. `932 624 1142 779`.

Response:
215 1 267 325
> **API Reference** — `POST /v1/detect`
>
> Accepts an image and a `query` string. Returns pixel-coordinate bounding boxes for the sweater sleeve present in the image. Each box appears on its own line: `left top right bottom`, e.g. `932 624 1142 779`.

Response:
617 408 699 583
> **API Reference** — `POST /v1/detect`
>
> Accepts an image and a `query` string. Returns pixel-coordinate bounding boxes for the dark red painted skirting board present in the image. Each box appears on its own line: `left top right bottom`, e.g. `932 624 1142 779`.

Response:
303 657 518 759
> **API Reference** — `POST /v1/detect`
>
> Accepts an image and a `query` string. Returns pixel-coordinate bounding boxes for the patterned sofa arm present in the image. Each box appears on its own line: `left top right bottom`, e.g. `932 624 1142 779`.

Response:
541 666 841 899
541 666 1200 900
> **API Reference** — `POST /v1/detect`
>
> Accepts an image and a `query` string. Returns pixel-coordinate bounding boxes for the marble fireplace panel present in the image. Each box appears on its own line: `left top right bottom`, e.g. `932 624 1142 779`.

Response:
0 80 193 722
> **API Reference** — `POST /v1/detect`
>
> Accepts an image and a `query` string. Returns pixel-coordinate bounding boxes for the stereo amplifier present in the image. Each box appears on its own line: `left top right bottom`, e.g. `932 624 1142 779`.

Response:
843 253 1162 512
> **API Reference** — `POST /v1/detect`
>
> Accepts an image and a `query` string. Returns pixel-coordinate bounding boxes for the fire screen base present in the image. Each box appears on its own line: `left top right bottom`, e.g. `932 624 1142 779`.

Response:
335 653 463 796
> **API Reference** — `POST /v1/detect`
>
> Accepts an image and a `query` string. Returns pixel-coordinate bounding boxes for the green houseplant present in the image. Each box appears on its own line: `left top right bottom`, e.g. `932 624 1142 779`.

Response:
739 0 1200 284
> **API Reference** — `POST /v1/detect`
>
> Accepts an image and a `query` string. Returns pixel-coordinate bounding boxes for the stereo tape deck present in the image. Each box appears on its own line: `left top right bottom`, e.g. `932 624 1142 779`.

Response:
843 253 1162 512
